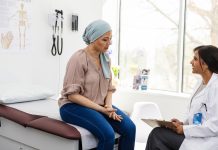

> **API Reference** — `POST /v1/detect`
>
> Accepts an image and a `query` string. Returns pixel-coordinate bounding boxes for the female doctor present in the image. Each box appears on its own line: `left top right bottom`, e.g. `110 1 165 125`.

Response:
145 45 218 150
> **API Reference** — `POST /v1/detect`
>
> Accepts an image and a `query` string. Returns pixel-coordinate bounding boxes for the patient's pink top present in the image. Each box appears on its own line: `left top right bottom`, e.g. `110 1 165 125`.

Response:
58 49 115 107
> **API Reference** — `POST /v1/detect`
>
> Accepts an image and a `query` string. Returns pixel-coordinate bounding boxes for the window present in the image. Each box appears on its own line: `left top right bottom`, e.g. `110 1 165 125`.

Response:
183 0 218 93
102 0 120 65
103 0 218 93
119 0 180 91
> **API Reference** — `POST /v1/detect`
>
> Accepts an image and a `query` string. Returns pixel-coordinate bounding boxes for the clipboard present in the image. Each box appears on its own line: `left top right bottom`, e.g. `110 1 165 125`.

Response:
142 119 175 128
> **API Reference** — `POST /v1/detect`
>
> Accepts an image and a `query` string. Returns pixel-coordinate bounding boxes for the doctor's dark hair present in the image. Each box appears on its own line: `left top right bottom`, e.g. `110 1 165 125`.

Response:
194 45 218 73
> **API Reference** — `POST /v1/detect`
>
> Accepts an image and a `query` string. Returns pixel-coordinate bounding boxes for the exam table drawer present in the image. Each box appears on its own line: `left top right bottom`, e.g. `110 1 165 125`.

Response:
0 135 38 150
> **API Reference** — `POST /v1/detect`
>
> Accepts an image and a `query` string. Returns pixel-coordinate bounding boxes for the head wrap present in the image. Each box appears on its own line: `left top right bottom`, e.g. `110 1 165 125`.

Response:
83 20 112 79
83 19 111 45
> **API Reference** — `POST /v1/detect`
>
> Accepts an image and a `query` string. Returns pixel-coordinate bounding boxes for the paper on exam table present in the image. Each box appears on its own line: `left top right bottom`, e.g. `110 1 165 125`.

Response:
142 119 175 128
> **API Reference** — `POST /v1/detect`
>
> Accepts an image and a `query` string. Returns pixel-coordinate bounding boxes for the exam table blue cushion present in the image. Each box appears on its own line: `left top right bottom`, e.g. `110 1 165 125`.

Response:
0 104 81 140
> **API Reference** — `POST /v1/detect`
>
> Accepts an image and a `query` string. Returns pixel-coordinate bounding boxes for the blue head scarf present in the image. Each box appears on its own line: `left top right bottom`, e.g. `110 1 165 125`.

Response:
83 20 111 79
83 19 111 45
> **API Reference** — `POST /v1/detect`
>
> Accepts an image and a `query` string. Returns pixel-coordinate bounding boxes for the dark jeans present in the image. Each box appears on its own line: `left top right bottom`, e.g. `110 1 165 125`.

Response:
146 127 185 150
60 103 136 150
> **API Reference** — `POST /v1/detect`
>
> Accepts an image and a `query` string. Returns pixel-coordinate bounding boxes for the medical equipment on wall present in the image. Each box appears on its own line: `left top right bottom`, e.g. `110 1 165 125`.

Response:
48 9 64 56
72 15 78 31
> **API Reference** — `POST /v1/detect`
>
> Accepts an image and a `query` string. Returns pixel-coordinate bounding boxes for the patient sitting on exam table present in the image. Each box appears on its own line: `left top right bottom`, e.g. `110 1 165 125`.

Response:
146 45 218 150
58 19 136 150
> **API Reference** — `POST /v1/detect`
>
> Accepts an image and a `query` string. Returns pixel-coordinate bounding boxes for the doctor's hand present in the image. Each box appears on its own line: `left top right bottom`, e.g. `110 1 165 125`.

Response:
171 122 184 134
171 118 183 125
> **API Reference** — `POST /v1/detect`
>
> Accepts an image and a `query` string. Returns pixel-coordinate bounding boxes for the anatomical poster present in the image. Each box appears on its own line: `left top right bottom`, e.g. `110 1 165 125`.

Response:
0 0 32 51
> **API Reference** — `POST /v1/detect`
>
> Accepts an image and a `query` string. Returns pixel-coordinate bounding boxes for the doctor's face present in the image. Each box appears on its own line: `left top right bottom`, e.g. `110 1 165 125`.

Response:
190 50 203 74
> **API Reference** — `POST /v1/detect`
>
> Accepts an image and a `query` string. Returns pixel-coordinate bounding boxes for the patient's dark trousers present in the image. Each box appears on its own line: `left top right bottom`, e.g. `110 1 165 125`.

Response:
146 127 185 150
60 103 136 150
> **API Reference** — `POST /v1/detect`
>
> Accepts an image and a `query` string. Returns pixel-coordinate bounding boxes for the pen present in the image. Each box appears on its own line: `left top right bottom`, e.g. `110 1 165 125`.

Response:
202 103 207 112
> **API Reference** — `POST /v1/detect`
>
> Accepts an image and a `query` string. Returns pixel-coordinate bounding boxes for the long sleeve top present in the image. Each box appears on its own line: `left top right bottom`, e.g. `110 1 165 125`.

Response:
58 49 115 107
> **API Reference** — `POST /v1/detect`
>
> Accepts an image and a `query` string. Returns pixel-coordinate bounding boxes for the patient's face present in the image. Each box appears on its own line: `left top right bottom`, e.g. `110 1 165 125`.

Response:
93 31 112 53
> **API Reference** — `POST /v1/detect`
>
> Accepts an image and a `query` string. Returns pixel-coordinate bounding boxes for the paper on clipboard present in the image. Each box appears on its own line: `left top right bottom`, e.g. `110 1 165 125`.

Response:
142 119 175 128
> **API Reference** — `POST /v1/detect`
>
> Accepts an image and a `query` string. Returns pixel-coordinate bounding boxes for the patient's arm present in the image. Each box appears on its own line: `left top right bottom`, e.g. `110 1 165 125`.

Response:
105 91 123 122
68 94 122 120
68 94 122 122
104 91 112 108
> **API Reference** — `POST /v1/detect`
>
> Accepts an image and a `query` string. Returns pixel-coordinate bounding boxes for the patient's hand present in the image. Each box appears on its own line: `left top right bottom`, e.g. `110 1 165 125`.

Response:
109 112 123 122
102 106 116 116
104 105 123 122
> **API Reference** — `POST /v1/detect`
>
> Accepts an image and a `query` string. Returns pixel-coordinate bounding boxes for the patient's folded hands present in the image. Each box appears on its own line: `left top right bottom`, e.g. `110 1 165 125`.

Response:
103 105 115 115
109 112 123 122
103 105 123 122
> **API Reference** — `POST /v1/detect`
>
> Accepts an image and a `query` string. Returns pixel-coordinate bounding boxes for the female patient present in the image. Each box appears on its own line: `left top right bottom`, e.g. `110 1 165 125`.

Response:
58 20 136 150
146 45 218 150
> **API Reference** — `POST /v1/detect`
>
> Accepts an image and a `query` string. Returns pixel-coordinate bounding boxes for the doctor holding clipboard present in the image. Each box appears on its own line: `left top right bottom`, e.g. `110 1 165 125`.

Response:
146 45 218 150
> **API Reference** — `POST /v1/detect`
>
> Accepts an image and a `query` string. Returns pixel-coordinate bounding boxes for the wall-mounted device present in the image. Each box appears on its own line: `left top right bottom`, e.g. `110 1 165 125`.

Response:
72 15 78 31
49 9 64 56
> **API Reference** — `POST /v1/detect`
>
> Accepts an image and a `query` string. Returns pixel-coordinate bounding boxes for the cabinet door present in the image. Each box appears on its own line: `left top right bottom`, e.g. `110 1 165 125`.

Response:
0 136 38 150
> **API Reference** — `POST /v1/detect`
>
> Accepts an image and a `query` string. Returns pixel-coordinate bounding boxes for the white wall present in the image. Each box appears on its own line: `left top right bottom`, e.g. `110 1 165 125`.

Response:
113 89 190 120
0 0 104 96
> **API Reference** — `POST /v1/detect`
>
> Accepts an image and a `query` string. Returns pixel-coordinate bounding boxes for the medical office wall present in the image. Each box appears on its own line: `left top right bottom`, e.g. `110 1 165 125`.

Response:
0 0 104 95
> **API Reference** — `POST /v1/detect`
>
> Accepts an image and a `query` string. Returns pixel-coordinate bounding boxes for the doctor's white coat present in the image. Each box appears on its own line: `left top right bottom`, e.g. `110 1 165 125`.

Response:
179 73 218 150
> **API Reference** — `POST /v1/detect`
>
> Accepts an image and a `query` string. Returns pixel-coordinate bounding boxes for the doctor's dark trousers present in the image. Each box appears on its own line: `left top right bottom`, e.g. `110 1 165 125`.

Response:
60 103 136 150
146 127 185 150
